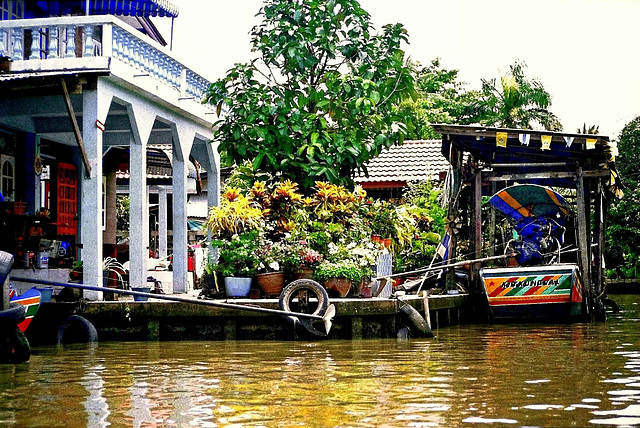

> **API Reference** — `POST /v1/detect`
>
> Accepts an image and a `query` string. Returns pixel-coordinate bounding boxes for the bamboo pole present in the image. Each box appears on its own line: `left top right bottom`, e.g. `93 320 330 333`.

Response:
10 276 332 322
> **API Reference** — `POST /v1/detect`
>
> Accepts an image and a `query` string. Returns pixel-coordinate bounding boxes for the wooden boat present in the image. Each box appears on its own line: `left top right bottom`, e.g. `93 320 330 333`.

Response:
479 184 585 320
480 264 583 320
10 288 42 332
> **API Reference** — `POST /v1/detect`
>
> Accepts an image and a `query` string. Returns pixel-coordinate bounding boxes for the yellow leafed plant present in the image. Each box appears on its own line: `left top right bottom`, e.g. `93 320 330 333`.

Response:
206 193 263 239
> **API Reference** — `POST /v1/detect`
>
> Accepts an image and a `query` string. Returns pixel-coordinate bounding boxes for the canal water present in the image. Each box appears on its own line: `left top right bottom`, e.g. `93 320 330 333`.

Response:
2 295 640 427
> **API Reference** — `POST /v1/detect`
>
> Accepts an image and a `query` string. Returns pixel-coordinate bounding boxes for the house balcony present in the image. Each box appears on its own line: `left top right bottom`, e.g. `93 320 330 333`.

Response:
0 15 212 119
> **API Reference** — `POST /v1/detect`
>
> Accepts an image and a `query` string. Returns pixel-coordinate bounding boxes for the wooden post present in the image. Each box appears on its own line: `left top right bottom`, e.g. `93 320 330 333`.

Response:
593 181 604 299
576 167 592 319
61 78 92 178
474 167 482 260
488 181 496 257
351 316 363 339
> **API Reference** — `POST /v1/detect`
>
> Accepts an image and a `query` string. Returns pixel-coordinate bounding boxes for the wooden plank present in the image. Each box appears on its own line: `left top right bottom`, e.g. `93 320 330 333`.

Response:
61 78 92 178
594 181 605 302
474 169 482 260
575 167 592 320
484 170 608 182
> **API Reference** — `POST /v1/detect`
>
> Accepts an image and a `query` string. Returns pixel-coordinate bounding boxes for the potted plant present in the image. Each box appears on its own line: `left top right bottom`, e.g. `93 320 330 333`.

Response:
0 55 12 73
282 238 323 280
211 230 261 297
201 262 224 298
315 260 365 298
254 239 285 297
102 257 127 300
69 260 83 281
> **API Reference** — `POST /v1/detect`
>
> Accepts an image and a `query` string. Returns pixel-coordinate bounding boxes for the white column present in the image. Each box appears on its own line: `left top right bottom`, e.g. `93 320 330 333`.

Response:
205 141 220 258
129 133 147 288
127 104 154 289
171 125 194 293
80 86 107 300
205 141 220 208
172 154 188 293
158 188 168 259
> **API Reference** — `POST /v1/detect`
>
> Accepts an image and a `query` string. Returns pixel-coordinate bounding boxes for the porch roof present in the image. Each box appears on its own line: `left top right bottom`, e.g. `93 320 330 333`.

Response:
26 0 179 18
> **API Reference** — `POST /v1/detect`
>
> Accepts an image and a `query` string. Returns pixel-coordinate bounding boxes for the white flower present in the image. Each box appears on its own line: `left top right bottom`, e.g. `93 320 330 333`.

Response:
268 261 280 271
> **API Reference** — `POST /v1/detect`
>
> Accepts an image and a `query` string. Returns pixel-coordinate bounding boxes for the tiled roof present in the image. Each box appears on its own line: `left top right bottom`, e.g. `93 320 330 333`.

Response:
115 144 199 180
355 140 449 184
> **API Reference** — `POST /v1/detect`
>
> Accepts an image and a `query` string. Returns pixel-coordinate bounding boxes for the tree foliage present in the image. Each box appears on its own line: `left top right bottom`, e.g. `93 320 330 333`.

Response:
606 116 640 277
396 59 474 140
204 0 416 190
460 60 562 131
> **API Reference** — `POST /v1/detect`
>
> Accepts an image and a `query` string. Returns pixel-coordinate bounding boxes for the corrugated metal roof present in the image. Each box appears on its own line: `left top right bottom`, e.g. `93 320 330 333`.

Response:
356 140 448 183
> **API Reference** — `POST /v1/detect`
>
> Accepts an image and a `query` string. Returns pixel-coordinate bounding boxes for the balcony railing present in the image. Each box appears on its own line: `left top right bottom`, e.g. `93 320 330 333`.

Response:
0 15 211 103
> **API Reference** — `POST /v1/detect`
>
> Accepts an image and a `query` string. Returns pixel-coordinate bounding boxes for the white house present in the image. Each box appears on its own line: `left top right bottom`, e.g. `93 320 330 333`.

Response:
0 0 219 298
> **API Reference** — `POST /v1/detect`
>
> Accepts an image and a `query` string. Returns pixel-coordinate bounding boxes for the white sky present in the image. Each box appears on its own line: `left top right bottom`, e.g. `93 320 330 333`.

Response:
158 0 640 139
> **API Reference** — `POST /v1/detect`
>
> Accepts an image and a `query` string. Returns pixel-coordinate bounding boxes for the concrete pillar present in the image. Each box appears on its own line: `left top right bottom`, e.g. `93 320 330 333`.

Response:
172 154 188 293
128 104 154 289
103 170 117 246
205 141 220 208
80 87 107 300
158 188 168 259
171 125 194 293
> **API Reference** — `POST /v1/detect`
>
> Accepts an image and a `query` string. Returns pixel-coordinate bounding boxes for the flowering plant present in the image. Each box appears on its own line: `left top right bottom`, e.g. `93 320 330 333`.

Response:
254 239 284 274
281 238 324 271
301 247 323 267
210 231 261 277
315 260 365 284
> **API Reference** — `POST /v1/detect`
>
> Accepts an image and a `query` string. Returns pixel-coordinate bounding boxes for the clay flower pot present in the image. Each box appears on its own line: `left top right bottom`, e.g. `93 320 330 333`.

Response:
292 266 314 280
325 277 351 298
256 271 285 297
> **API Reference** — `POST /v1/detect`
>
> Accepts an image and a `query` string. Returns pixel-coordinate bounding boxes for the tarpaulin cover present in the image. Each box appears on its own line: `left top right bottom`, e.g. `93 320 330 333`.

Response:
488 184 570 222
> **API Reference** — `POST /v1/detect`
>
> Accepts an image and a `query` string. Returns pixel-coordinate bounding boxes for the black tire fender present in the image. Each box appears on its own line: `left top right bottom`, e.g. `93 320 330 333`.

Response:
57 315 98 345
279 279 330 324
399 303 434 338
0 303 26 326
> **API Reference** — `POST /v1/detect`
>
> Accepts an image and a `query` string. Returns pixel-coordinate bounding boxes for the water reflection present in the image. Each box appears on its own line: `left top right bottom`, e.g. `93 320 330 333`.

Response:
0 295 639 426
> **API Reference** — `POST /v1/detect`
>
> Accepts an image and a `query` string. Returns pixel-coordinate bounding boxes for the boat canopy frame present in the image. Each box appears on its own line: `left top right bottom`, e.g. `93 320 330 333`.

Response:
431 124 622 321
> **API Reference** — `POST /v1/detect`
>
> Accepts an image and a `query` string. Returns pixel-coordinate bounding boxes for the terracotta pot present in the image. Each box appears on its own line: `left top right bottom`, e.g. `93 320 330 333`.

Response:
292 266 314 280
325 277 352 298
371 234 381 243
382 238 392 248
348 278 365 297
0 57 12 73
256 271 285 297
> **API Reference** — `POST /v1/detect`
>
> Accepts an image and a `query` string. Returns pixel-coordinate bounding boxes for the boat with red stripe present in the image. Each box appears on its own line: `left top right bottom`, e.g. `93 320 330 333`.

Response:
9 288 42 333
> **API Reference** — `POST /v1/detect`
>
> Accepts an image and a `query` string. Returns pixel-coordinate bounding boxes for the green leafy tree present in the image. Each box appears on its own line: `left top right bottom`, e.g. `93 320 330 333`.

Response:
397 59 475 140
577 123 600 135
606 117 640 278
204 0 416 190
461 60 562 131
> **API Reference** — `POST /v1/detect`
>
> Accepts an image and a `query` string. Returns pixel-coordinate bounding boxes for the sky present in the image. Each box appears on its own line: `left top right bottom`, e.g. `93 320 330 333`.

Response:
158 0 640 139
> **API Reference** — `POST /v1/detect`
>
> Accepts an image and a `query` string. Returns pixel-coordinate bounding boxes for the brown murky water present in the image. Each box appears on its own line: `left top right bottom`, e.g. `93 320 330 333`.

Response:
1 295 640 427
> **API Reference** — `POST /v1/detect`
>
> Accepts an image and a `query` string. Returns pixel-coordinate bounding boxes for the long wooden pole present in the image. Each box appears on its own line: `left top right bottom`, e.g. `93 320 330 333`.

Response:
11 276 331 322
373 253 516 280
